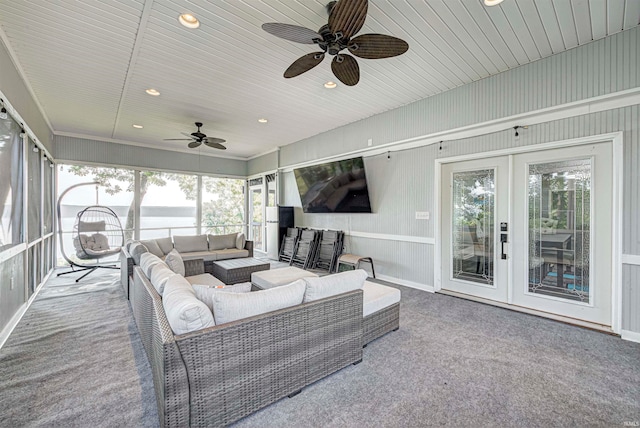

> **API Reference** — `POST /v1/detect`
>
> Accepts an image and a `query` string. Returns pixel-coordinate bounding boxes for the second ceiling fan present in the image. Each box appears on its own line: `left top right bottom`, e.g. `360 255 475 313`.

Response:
262 0 408 86
164 122 226 150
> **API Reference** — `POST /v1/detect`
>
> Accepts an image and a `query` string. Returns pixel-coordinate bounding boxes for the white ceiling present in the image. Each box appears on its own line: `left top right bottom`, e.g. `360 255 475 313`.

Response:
0 0 638 159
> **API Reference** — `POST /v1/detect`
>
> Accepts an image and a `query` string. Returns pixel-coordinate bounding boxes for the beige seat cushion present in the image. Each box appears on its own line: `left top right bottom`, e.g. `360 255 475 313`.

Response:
362 280 401 317
180 251 218 262
185 273 225 288
252 266 318 290
214 248 249 260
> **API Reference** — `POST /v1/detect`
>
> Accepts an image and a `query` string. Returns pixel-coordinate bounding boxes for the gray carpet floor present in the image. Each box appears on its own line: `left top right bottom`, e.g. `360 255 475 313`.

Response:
1 267 639 427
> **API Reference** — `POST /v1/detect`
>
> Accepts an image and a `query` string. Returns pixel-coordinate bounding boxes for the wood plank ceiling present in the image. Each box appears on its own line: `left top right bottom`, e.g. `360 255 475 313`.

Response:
0 0 638 159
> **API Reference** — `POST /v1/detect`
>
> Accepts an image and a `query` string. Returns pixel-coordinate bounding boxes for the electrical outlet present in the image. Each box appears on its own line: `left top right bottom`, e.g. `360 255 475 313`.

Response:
415 211 430 220
367 138 372 146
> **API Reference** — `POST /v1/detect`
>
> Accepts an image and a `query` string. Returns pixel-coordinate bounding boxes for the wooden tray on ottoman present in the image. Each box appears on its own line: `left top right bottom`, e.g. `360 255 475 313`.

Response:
212 258 270 284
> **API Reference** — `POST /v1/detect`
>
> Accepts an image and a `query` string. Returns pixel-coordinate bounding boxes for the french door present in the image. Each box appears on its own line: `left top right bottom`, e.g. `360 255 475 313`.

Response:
441 142 613 327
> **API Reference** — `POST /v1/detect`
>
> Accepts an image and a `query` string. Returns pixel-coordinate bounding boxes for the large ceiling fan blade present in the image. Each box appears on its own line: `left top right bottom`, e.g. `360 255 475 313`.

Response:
284 52 325 78
348 34 409 59
181 132 196 139
262 23 321 44
204 137 226 144
205 141 227 150
163 138 192 141
331 54 360 86
328 0 368 40
188 141 202 149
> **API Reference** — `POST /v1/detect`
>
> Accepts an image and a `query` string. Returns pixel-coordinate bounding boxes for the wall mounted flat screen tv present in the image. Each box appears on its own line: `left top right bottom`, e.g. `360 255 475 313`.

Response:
294 156 372 213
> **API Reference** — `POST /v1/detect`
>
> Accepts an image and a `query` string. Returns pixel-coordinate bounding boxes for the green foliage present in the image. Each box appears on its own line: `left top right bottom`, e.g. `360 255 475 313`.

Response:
66 166 245 237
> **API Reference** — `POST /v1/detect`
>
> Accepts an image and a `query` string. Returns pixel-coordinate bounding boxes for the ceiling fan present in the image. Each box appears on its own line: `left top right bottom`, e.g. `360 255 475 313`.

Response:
163 122 226 150
262 0 408 86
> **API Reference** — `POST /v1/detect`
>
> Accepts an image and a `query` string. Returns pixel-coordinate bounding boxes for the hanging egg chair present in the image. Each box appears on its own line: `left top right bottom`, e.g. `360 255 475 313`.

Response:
57 182 124 281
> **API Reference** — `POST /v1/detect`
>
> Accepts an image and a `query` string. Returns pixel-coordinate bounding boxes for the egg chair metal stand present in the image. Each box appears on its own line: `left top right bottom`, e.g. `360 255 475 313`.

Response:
57 182 124 282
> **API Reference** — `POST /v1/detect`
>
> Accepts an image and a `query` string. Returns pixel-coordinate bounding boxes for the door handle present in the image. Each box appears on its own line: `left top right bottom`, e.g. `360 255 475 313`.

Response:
500 233 508 259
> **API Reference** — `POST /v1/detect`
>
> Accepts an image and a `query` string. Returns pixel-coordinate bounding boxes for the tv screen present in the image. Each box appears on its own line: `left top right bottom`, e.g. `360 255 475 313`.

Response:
294 156 372 213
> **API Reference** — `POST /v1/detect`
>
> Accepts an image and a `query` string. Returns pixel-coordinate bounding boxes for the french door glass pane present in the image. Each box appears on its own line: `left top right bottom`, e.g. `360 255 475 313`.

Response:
452 169 495 285
528 159 591 303
250 188 263 251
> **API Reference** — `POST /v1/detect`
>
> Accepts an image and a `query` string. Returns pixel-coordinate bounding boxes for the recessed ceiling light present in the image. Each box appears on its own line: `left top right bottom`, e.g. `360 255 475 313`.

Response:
324 81 337 89
145 88 160 96
258 118 268 123
484 0 504 5
132 124 144 129
179 13 200 29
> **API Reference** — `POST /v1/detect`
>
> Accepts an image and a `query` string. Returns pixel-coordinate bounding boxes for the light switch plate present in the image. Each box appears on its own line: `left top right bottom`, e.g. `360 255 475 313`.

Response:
415 211 430 220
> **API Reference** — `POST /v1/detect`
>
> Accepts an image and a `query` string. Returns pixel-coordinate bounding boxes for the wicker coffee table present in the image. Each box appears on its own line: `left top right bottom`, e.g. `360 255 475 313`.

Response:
212 258 270 284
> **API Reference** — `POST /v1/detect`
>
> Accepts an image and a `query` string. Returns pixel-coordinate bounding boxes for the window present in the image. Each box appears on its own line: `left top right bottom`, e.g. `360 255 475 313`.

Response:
57 165 134 264
201 176 245 235
0 114 24 251
140 171 197 239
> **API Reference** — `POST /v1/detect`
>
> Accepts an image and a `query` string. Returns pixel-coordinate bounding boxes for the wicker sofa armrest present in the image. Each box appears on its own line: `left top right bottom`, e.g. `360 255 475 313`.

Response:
175 289 363 427
183 258 205 277
119 247 134 299
244 240 253 257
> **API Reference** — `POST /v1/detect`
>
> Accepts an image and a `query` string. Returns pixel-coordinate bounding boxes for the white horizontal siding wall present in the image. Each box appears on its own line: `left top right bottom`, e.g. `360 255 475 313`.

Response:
276 27 640 335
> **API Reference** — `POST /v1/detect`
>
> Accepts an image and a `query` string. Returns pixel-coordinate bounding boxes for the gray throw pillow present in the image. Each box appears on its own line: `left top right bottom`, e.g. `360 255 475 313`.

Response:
156 237 174 255
162 274 215 334
235 232 246 250
174 235 208 253
140 239 164 258
129 242 149 265
208 233 238 250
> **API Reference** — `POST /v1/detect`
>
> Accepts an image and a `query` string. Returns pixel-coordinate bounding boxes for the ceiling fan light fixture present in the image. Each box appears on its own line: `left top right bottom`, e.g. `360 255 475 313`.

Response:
324 81 337 89
179 13 200 29
484 0 505 6
258 118 268 123
132 124 144 129
145 88 160 96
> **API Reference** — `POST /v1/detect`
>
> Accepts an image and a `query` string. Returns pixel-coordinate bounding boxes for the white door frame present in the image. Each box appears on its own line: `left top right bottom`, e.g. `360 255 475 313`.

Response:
434 132 623 333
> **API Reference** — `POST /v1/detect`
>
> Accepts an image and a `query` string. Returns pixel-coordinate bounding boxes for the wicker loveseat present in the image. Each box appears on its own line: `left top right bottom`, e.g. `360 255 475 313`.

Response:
120 233 253 299
131 265 364 427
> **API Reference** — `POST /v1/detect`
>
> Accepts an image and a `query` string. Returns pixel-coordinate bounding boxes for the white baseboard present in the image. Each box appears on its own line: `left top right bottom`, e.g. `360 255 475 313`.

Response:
376 274 434 293
621 329 640 343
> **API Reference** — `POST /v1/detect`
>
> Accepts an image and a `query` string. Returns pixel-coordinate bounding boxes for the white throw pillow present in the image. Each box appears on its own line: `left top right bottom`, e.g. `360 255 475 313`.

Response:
302 269 368 303
235 232 246 250
164 249 185 276
212 279 305 325
139 252 164 277
129 242 149 265
149 263 174 295
193 282 252 312
162 273 215 334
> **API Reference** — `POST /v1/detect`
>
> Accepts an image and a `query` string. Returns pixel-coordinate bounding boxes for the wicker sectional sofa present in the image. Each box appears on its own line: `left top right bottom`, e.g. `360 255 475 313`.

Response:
131 265 365 427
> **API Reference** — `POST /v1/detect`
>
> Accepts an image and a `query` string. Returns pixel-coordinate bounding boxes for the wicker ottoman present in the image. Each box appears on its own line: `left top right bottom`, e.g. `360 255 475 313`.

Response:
251 266 318 290
212 258 270 284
